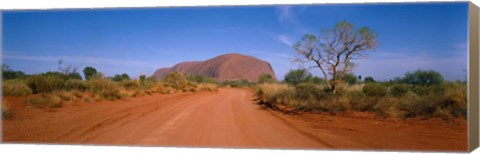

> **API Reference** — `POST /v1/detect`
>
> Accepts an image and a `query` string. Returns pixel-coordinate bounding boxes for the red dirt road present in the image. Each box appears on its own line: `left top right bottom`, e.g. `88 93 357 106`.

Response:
2 88 467 151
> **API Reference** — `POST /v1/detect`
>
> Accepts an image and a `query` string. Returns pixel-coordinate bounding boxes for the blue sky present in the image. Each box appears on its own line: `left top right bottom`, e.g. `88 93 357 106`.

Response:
2 2 468 81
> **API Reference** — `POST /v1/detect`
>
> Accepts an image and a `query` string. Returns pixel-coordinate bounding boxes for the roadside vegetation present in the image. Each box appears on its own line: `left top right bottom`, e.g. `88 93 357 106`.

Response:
1 62 220 118
256 69 467 120
253 20 467 121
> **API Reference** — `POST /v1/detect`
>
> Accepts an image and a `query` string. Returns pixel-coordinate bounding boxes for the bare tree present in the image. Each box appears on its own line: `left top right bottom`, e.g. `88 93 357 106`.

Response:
57 59 79 75
294 21 378 93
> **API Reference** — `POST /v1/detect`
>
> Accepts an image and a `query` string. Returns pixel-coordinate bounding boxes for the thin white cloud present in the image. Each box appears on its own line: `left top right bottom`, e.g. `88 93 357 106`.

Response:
278 6 293 22
278 35 293 47
452 42 468 50
3 54 164 68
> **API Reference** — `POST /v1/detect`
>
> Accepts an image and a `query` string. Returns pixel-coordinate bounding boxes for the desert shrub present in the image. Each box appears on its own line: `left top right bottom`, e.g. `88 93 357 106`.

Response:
399 92 439 118
132 89 147 97
258 74 275 84
362 83 388 97
221 79 253 87
364 76 376 83
284 69 312 85
83 97 91 103
152 82 166 94
197 83 219 92
411 86 431 96
143 79 156 90
373 97 402 118
306 76 325 84
347 89 383 112
70 89 83 98
256 83 296 108
64 79 87 91
440 83 467 117
83 66 98 80
389 84 410 97
401 69 444 86
2 64 28 80
2 101 14 119
86 78 122 100
119 80 139 90
295 83 328 100
24 93 63 108
53 91 78 103
112 73 130 82
2 79 32 96
26 74 65 93
164 72 197 92
342 73 358 85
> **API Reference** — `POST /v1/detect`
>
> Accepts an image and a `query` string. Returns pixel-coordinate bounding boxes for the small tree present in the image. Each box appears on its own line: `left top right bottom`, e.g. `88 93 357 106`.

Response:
294 21 378 93
112 73 131 82
364 76 376 83
139 74 146 89
57 59 82 80
284 69 312 85
2 64 27 80
258 74 275 84
342 73 358 85
83 66 98 80
402 69 444 86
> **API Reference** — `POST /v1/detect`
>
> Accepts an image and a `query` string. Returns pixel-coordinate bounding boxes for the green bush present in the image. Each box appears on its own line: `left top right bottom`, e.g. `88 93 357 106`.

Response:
86 78 122 100
2 64 27 80
284 69 312 85
2 79 32 96
362 83 387 97
342 73 358 85
64 79 87 91
258 74 275 84
112 73 130 82
401 69 444 86
364 76 376 83
389 84 410 97
26 74 65 93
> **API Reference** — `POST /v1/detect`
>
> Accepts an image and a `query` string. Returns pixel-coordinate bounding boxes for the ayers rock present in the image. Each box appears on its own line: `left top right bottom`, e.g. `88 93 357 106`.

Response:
153 53 276 82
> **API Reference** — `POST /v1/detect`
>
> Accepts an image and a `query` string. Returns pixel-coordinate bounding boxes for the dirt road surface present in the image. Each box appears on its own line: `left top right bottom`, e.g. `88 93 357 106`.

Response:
2 88 467 151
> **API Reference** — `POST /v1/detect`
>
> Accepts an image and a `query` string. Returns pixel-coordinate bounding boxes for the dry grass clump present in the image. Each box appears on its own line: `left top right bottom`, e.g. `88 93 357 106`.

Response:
2 79 32 96
196 83 218 92
24 93 63 108
2 101 14 119
86 78 122 101
255 82 467 120
256 83 296 108
53 90 78 103
119 80 139 90
63 79 87 91
26 74 64 93
163 72 198 92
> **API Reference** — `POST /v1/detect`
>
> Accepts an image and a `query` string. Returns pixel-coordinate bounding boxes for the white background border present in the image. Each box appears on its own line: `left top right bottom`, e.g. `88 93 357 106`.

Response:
0 0 478 154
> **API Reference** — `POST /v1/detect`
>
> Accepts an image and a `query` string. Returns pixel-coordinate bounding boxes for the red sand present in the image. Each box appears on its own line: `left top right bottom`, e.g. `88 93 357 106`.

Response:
2 88 467 151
